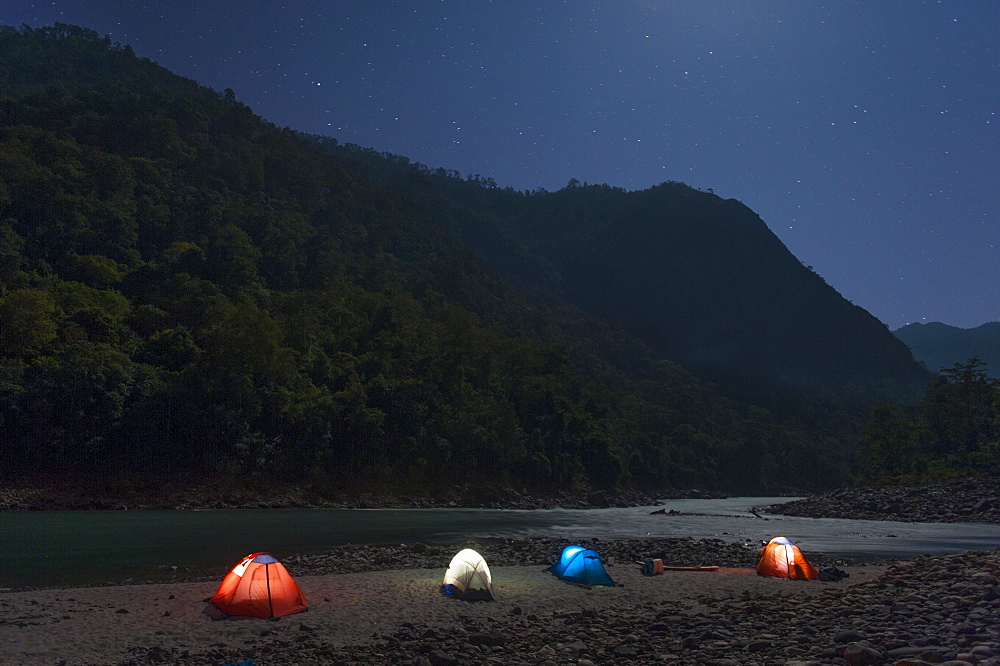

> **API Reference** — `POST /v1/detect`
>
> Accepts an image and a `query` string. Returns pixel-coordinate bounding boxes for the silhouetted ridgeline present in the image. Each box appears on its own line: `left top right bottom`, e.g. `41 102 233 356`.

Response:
316 142 930 398
894 321 1000 378
0 24 944 501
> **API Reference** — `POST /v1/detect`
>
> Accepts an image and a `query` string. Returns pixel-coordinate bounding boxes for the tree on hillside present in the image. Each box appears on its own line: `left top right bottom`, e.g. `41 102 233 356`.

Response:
859 358 1000 482
0 24 926 498
926 358 999 454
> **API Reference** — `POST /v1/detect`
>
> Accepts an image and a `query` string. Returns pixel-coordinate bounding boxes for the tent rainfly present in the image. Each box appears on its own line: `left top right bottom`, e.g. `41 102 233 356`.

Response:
441 548 495 601
755 537 819 580
210 552 308 617
547 545 616 587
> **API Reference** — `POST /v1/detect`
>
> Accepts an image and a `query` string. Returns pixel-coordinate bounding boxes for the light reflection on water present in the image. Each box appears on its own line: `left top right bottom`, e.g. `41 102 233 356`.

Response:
1 497 997 587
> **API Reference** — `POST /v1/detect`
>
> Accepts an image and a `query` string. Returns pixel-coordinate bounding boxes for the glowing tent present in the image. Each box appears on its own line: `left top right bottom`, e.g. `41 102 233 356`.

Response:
210 552 308 617
755 537 819 580
441 549 494 601
547 545 616 587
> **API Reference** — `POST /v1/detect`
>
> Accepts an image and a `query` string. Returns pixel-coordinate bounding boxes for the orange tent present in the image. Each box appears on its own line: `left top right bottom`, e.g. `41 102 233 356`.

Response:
210 552 308 617
755 537 819 580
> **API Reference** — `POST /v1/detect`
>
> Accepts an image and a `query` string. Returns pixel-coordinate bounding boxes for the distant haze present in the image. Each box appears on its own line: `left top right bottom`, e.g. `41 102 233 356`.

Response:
894 322 1000 378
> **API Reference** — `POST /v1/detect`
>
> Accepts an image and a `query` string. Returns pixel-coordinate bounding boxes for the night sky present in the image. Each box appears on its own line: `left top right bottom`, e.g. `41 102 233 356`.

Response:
4 1 997 330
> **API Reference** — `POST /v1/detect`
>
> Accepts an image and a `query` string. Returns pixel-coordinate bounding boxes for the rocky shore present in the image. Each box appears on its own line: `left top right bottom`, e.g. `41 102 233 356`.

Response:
5 477 995 522
5 481 998 663
331 549 1000 666
0 484 687 512
107 546 999 666
763 477 1000 524
4 534 997 664
281 536 764 577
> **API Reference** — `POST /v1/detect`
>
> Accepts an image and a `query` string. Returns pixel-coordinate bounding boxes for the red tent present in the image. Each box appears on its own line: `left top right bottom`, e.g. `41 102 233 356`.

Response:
210 552 308 617
755 537 819 580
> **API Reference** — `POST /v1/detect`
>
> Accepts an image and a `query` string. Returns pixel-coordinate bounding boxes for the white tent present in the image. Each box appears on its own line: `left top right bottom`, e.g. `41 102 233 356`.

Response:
441 548 494 601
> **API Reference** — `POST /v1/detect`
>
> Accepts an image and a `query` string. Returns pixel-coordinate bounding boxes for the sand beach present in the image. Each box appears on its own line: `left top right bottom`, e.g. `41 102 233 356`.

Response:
3 542 999 665
1 561 889 665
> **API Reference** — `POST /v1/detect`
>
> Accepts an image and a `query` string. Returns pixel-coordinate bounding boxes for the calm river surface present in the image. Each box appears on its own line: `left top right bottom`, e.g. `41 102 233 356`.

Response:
2 497 998 588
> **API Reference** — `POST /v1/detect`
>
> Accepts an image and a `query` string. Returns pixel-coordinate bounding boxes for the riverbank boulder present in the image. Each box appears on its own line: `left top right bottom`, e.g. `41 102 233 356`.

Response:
763 477 1000 524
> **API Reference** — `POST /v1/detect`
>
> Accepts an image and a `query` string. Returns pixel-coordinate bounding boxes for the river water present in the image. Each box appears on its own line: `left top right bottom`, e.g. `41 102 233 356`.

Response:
2 497 998 588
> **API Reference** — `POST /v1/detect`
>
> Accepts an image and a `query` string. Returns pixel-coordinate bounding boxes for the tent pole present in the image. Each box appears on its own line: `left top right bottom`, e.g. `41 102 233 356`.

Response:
265 563 273 617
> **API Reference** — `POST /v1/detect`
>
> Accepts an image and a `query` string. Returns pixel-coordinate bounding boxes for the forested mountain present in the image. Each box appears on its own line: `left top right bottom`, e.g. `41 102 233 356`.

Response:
895 322 1000 379
0 24 934 499
856 358 1000 482
312 149 929 397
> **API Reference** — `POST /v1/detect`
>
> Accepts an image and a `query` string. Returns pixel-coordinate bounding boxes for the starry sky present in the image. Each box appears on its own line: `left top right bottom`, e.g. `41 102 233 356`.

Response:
4 1 997 330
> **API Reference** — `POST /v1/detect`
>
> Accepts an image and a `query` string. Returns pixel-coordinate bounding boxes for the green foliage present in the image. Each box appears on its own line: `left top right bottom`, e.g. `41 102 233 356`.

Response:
0 24 920 496
928 358 999 453
858 358 1000 482
0 288 58 356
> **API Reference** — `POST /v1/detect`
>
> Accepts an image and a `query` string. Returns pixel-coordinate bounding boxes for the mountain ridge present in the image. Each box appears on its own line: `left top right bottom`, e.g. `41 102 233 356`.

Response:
0 24 932 497
319 141 929 397
894 321 1000 378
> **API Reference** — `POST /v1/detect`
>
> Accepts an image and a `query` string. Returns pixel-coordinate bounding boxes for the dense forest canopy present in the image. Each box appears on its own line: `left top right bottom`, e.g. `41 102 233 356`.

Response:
1 24 993 499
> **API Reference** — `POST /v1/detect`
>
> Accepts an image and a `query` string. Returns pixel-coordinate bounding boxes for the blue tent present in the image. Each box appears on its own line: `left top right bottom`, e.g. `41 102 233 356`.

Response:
547 545 616 587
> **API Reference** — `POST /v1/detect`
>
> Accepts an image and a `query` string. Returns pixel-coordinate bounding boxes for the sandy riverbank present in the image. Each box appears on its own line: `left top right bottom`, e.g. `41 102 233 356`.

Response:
4 544 1000 665
0 561 884 665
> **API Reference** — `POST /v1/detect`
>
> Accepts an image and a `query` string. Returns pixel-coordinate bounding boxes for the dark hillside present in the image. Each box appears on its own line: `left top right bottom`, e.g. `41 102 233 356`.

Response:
0 25 929 500
510 183 926 393
0 24 831 497
321 144 930 399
